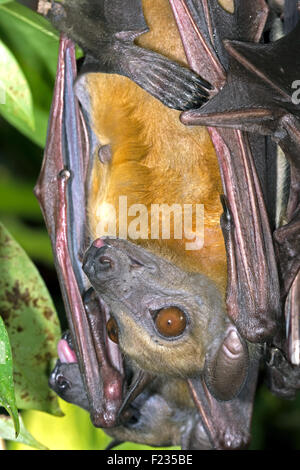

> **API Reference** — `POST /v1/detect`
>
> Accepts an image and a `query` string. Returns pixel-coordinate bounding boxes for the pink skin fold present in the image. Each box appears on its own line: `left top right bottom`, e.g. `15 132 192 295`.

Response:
93 238 106 248
57 339 78 363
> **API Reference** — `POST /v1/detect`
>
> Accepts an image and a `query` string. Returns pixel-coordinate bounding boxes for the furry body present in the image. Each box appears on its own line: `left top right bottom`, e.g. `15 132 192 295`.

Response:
87 0 226 291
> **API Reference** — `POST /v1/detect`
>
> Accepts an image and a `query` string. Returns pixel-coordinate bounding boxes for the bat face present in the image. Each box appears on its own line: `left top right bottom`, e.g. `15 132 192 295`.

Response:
82 237 227 377
82 236 249 404
49 361 90 411
49 331 211 448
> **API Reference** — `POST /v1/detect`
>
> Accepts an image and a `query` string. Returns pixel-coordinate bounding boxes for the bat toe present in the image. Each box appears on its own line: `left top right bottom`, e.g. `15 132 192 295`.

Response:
161 72 211 111
129 49 212 111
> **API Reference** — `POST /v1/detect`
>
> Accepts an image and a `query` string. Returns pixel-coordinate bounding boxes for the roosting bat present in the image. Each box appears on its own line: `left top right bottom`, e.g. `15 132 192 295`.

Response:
34 0 300 450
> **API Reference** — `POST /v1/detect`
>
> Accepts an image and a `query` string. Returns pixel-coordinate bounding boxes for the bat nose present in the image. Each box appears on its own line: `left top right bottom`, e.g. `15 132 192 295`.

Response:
82 243 100 275
98 252 115 271
83 242 119 283
93 238 106 248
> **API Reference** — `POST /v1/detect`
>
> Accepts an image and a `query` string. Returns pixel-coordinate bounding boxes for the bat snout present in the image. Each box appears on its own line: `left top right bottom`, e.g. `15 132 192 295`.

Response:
83 243 122 283
83 238 149 289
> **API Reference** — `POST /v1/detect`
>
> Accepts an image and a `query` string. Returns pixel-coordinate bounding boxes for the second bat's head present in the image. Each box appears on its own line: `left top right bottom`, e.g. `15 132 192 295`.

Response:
49 331 211 448
82 237 228 378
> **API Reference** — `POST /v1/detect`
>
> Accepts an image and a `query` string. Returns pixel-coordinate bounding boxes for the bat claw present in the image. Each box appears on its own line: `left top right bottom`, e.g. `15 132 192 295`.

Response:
37 0 52 16
180 108 205 125
126 46 212 111
220 194 232 224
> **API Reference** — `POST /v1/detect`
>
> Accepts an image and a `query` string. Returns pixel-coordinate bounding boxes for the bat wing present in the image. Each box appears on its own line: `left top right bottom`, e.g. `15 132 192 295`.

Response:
188 350 260 450
181 23 300 134
36 34 157 430
35 36 125 428
35 0 298 448
180 9 300 361
170 0 268 87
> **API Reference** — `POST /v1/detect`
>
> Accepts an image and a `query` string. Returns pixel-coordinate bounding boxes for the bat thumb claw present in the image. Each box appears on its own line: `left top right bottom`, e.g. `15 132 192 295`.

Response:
37 0 52 16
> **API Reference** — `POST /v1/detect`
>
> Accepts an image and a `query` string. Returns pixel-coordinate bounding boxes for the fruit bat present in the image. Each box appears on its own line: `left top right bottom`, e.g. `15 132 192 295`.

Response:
34 0 300 450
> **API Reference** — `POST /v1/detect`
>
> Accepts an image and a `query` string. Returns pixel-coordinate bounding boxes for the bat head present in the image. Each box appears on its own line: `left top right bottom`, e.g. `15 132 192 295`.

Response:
49 362 90 410
49 331 211 448
49 332 89 410
83 237 228 378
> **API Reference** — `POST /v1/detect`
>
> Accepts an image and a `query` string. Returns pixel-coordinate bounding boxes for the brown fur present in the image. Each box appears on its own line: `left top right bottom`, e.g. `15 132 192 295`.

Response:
86 0 226 292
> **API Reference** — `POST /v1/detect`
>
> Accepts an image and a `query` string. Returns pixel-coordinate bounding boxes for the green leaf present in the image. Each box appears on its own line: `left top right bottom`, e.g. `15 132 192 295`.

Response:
7 399 180 450
0 414 47 450
0 222 62 416
0 39 35 131
0 2 59 146
0 316 19 436
1 217 53 266
0 173 43 221
0 2 58 41
0 0 12 4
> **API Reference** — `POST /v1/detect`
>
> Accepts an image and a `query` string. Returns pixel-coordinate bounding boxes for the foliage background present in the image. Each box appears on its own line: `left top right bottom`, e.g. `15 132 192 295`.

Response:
0 0 300 450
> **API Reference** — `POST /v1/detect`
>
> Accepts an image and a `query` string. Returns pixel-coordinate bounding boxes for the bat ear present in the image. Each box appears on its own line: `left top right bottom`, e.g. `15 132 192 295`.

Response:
203 325 249 401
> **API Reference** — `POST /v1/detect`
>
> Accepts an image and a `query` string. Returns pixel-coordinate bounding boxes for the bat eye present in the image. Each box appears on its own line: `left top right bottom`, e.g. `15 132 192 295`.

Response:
99 255 113 268
107 317 119 344
56 374 70 391
155 307 187 338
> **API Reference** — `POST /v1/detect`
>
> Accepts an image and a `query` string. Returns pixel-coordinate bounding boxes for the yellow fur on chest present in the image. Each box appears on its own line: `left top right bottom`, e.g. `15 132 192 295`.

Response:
86 0 226 291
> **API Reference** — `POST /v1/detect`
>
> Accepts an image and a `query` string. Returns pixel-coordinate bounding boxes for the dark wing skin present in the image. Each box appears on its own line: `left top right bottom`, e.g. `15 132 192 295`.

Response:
167 0 285 448
38 0 211 111
35 37 124 428
188 350 260 450
169 0 268 85
180 1 300 363
171 0 281 344
35 33 169 435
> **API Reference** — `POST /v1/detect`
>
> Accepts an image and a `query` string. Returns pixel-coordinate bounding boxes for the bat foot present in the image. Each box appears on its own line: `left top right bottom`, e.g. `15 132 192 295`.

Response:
127 47 212 111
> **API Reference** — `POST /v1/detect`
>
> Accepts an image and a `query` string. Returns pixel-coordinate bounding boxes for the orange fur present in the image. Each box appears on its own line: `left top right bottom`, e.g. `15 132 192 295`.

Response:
86 0 226 292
